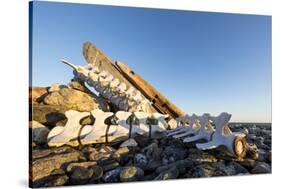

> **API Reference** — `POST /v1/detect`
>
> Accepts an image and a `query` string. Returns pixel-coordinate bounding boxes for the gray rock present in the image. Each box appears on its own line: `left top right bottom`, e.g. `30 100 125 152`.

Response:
101 162 120 172
102 168 121 182
30 121 50 145
120 138 138 147
142 142 162 161
187 164 227 178
120 166 144 182
162 145 187 163
70 166 93 185
258 149 267 162
156 159 194 174
154 167 179 180
251 162 271 174
134 153 148 169
239 159 256 169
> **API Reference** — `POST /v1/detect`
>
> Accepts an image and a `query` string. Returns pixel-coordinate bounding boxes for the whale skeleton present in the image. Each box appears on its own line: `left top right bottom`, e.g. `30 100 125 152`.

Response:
47 109 247 159
52 60 247 158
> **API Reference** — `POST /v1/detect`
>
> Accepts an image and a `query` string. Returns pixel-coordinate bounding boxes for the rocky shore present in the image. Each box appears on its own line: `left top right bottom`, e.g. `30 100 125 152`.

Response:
29 82 272 187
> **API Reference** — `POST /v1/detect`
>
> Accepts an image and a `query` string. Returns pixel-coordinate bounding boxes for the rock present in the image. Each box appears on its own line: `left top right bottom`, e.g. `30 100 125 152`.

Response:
29 86 48 103
134 135 150 148
31 146 85 185
187 148 218 163
115 147 130 165
142 142 162 161
33 175 69 188
81 146 98 159
43 88 103 112
120 166 144 182
239 159 256 169
134 153 148 169
211 161 248 176
120 138 138 147
251 162 271 174
145 160 162 172
30 121 50 145
245 143 259 160
258 149 267 162
48 83 68 92
31 104 67 126
102 168 121 182
187 164 227 178
156 159 194 174
66 162 97 173
154 167 179 180
90 165 103 181
101 162 120 172
70 166 93 185
162 145 187 163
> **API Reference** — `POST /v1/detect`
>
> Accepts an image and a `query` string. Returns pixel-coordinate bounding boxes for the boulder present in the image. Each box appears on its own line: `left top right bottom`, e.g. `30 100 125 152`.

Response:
31 146 86 186
70 166 93 185
31 104 67 126
43 88 105 112
30 121 50 145
66 162 97 173
29 86 48 103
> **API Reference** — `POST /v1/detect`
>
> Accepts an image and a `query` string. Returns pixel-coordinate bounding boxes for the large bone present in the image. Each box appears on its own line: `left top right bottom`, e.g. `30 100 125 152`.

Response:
80 109 114 145
196 112 246 158
47 110 90 147
183 113 214 143
62 59 150 112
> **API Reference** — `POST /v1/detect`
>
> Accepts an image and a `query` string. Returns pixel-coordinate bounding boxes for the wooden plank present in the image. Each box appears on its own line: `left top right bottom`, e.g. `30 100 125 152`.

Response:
115 61 186 119
82 42 157 113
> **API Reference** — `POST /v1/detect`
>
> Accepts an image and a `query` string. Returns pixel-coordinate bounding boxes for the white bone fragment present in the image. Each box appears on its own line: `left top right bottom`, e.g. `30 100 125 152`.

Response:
47 110 90 147
196 112 246 158
109 111 132 141
168 114 198 138
183 113 214 143
132 112 150 136
80 109 114 145
150 113 169 137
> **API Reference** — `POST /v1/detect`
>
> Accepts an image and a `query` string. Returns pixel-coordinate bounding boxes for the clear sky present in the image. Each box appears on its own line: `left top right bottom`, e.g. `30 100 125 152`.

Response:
31 1 272 123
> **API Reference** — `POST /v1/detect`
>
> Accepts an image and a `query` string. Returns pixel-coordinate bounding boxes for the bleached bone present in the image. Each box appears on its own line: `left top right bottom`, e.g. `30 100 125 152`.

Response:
62 59 150 112
80 109 114 145
172 114 201 138
196 112 246 158
166 114 198 137
150 113 169 137
183 113 214 143
133 112 150 136
47 110 90 147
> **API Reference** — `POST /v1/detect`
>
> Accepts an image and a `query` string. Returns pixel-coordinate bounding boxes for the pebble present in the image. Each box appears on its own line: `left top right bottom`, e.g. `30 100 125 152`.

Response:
120 166 144 182
120 138 138 147
134 153 148 169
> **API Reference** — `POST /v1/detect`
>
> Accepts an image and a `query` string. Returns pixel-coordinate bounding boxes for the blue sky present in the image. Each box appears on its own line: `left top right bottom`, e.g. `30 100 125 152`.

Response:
31 1 271 122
